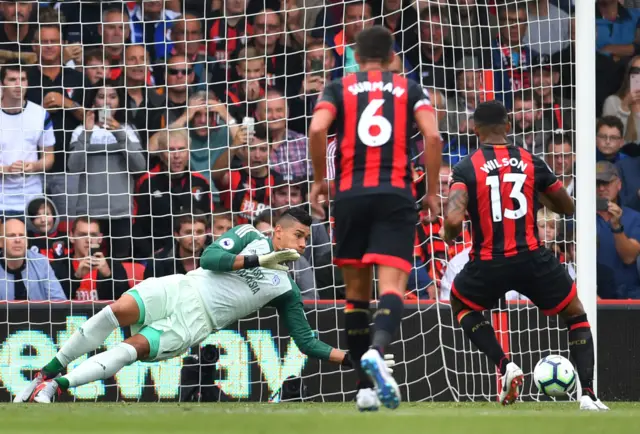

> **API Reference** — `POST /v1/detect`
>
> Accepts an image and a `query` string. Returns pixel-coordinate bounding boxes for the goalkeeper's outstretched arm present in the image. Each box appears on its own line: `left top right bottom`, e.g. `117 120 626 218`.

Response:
269 282 350 366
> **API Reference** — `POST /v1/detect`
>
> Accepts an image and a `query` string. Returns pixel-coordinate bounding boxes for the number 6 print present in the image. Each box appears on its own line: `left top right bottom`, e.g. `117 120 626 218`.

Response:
358 99 392 147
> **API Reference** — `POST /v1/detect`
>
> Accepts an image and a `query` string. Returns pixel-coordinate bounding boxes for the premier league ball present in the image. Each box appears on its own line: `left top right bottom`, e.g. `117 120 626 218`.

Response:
533 355 576 397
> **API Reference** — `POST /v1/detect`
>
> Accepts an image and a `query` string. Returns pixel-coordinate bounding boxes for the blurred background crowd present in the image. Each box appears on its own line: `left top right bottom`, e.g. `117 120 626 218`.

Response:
1 0 640 302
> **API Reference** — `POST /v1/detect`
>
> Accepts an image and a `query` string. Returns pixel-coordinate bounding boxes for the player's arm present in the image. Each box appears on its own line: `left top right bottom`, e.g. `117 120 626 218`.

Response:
200 226 299 272
269 283 349 365
533 156 575 215
443 183 468 244
309 84 338 183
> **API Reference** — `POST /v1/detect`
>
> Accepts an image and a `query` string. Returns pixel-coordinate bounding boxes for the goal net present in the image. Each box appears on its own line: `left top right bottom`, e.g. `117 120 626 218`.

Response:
0 0 584 403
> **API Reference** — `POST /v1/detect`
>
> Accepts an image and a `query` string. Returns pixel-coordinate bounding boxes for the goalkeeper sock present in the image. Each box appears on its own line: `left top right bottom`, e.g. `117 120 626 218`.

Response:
54 306 121 368
345 299 373 389
60 342 138 390
566 314 595 394
458 310 509 376
371 291 404 354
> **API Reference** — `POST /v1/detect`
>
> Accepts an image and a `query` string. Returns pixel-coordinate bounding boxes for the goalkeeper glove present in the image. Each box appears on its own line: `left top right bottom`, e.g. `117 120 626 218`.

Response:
342 352 396 374
244 248 300 271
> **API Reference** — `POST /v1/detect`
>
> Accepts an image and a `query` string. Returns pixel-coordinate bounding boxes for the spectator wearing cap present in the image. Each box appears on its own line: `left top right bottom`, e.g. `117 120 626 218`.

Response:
523 0 571 57
489 3 532 110
413 6 459 93
597 116 629 163
255 89 311 181
530 55 574 132
596 160 640 299
133 129 212 259
0 218 65 301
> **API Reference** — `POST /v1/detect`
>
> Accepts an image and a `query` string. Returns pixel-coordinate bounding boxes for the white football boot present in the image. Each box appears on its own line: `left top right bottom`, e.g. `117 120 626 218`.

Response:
580 395 610 411
498 362 524 406
356 388 380 412
13 372 59 403
31 380 61 403
360 349 401 410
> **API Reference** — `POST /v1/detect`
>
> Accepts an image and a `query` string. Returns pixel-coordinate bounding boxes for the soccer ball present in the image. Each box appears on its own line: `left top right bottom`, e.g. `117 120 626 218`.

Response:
533 355 576 397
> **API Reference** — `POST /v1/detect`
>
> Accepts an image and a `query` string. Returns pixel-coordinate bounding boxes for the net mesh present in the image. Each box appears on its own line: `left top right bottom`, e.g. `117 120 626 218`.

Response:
0 0 577 402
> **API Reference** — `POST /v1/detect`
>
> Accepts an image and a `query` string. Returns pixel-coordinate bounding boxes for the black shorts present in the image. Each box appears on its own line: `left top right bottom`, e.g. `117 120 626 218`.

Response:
451 248 577 315
333 193 416 273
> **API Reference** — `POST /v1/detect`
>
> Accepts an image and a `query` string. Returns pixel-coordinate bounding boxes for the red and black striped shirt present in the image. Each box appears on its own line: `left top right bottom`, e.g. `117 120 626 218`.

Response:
450 144 562 261
315 71 433 201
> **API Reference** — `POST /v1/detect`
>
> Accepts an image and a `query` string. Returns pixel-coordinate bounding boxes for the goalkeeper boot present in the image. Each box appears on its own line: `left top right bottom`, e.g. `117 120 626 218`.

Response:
361 349 401 410
356 388 380 412
499 362 524 406
580 389 609 411
13 372 60 403
31 380 61 404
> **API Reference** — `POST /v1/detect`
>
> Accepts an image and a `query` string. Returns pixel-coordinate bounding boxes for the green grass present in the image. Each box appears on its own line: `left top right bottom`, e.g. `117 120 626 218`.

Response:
2 402 640 434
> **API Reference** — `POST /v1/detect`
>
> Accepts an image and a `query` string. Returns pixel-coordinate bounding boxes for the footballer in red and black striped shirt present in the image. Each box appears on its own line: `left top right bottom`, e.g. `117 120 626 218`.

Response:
442 100 606 410
308 26 442 411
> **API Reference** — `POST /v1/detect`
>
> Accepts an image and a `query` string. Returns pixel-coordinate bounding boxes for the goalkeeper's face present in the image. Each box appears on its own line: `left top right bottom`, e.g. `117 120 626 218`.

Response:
273 220 310 255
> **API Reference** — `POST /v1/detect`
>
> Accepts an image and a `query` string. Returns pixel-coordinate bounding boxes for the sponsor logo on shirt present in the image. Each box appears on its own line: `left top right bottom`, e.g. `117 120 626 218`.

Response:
272 275 280 286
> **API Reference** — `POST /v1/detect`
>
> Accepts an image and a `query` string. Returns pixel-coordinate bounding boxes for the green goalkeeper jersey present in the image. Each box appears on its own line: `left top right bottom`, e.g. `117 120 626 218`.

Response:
187 224 332 361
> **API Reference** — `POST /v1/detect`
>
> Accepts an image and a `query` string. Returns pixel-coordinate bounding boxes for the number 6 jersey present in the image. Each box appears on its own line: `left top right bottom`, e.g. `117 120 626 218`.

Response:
314 71 433 201
449 144 562 260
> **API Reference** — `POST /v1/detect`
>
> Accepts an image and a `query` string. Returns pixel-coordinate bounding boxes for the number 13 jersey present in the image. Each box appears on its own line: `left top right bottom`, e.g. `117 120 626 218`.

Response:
315 71 433 201
450 144 563 261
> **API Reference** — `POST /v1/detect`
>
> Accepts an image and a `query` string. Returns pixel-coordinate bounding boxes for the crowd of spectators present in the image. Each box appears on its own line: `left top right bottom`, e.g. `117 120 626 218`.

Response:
1 0 640 302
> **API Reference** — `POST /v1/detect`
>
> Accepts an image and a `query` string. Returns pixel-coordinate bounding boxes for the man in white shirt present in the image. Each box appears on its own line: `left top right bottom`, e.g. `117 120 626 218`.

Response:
524 0 571 57
0 64 55 216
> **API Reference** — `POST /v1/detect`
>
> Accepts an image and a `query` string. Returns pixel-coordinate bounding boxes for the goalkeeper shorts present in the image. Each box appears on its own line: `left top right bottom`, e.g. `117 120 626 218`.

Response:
451 247 577 316
126 275 214 362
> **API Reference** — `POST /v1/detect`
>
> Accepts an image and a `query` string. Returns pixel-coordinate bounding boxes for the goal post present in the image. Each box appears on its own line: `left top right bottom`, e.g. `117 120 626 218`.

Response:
574 0 598 395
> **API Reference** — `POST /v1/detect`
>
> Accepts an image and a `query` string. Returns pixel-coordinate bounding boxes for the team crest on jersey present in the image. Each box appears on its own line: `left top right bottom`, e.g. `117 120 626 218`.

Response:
53 242 64 256
220 238 235 250
192 187 202 202
272 275 280 286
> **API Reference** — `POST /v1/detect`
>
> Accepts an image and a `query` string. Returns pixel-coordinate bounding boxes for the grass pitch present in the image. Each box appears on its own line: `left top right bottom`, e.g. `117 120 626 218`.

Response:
3 402 640 434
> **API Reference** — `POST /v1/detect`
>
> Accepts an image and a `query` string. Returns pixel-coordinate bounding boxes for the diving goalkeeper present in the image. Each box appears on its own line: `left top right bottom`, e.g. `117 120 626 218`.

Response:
16 208 393 403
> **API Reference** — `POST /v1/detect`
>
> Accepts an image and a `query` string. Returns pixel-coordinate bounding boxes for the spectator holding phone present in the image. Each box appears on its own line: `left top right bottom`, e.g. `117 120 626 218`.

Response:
51 217 132 300
595 161 640 299
67 82 146 258
602 57 640 143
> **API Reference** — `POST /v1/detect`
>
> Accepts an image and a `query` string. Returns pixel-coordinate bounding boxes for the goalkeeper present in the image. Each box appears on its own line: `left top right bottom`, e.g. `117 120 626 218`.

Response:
16 208 393 403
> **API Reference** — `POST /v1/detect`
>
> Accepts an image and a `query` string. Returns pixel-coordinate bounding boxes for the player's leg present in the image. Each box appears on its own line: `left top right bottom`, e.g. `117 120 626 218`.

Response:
31 334 148 403
333 197 378 410
358 195 415 410
13 294 140 403
521 249 607 411
450 262 524 405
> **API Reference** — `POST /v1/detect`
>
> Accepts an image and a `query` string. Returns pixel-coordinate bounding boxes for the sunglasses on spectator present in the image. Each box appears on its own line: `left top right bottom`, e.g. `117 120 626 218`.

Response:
168 68 193 76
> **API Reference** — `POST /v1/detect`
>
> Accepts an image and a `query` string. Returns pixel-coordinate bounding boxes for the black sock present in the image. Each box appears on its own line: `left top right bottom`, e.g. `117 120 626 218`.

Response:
345 300 373 389
371 292 404 354
566 314 595 398
458 311 509 376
